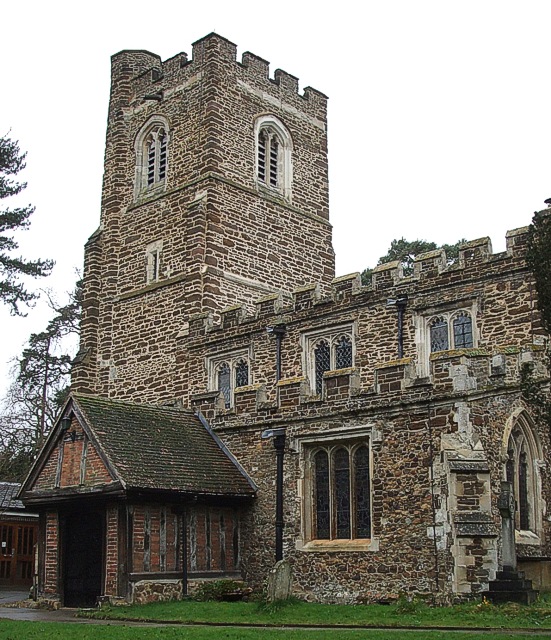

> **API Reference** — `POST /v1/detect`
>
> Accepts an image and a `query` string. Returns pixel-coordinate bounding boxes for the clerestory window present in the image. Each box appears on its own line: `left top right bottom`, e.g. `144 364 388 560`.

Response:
415 306 477 377
310 442 371 541
303 327 354 395
429 311 474 353
208 352 250 409
254 115 293 200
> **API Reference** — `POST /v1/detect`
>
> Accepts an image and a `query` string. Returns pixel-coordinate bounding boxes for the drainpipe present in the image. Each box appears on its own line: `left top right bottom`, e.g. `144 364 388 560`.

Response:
386 295 408 359
262 428 286 562
267 325 286 382
181 507 188 596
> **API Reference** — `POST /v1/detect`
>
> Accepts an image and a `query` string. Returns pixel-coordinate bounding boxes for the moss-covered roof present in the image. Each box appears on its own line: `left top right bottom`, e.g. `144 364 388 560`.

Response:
72 394 255 497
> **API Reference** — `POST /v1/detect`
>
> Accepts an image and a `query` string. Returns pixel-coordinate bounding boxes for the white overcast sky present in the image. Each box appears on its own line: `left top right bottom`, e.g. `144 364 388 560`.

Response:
1 0 550 395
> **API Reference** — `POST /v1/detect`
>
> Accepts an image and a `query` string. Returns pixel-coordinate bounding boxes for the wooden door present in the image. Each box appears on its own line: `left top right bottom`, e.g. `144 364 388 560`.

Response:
0 523 36 586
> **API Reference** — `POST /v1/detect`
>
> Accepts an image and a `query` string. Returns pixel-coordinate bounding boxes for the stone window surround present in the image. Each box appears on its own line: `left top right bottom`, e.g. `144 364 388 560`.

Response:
254 114 293 201
295 427 379 553
134 116 170 200
145 240 163 284
301 324 356 396
502 409 545 543
207 348 252 409
414 302 478 378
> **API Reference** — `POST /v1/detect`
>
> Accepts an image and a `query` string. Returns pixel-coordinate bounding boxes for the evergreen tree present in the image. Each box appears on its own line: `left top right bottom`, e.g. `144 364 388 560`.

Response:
0 134 53 314
0 281 81 481
521 209 551 436
361 238 466 285
526 210 551 333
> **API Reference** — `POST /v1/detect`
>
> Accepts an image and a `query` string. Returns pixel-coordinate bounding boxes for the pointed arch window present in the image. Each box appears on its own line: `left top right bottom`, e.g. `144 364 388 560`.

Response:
505 417 543 534
305 327 354 396
428 311 474 354
311 442 371 541
134 117 170 198
254 115 293 200
208 350 251 409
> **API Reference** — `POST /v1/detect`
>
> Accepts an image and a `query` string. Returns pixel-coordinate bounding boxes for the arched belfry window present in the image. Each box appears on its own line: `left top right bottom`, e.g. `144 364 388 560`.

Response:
254 115 293 200
134 117 170 198
504 413 543 535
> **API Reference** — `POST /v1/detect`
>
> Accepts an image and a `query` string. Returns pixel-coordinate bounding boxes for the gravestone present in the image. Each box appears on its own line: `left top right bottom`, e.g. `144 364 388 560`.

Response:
498 480 516 571
266 559 293 602
483 481 538 604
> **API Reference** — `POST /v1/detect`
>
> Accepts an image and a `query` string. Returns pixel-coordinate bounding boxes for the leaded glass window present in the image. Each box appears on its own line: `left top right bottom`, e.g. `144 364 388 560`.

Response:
314 340 331 394
453 312 473 348
310 442 371 541
306 329 354 395
210 353 251 408
354 446 371 538
235 359 249 388
430 317 449 352
335 335 353 369
217 363 231 409
506 419 541 534
334 448 351 539
314 451 330 539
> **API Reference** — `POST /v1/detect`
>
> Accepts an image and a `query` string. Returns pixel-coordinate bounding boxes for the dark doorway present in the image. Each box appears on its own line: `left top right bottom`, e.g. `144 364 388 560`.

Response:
63 509 104 607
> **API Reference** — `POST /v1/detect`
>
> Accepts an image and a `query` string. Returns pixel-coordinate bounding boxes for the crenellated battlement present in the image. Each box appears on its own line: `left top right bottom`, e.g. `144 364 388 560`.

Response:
111 33 327 116
186 225 535 340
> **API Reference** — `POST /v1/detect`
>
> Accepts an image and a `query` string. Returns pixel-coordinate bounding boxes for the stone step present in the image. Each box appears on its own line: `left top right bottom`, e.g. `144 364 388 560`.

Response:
488 579 533 592
483 589 538 605
495 569 526 581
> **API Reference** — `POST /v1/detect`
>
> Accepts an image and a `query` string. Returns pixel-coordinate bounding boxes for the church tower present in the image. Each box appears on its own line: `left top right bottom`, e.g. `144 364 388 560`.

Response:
72 34 334 401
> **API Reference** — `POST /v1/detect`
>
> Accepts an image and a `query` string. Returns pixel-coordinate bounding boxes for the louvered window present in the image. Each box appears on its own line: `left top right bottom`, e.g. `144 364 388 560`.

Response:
135 119 170 199
257 127 281 190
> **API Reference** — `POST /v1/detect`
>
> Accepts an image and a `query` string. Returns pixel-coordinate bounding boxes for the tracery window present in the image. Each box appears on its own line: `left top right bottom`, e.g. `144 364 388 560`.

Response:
209 352 250 409
305 328 354 395
254 115 293 200
505 417 542 533
311 443 371 540
429 311 473 353
416 305 477 377
134 117 170 198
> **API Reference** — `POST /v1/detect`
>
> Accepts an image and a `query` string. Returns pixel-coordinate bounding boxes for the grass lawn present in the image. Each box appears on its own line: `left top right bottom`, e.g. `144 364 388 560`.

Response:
80 596 551 630
0 620 542 640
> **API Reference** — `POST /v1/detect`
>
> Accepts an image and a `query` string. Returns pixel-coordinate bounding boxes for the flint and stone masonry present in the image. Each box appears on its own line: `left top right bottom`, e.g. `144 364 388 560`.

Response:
20 33 551 606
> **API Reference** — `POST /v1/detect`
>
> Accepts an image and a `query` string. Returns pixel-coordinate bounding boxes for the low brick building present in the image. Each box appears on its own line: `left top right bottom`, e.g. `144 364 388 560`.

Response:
20 33 551 606
0 483 38 588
